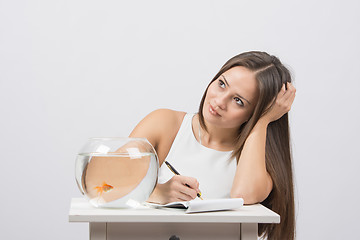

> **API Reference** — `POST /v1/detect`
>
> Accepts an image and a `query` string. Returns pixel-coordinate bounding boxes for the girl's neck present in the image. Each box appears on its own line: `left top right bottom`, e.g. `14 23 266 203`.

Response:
194 114 237 151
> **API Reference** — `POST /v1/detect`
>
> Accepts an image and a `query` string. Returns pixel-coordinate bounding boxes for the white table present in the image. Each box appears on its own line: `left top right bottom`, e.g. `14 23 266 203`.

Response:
69 198 279 240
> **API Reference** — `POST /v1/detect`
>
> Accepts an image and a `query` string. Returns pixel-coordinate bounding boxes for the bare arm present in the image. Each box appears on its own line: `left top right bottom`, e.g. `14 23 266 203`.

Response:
129 109 200 204
231 82 296 204
230 118 272 204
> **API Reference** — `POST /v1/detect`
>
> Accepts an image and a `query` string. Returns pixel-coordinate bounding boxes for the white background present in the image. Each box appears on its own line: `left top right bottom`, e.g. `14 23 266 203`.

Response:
1 0 359 239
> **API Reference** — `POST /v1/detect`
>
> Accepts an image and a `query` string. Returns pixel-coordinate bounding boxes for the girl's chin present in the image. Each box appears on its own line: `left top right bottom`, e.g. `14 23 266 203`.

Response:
202 111 221 125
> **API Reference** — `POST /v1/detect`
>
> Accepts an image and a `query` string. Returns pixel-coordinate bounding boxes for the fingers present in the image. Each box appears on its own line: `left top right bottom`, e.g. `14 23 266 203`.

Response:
278 82 295 97
283 82 296 101
178 175 200 199
277 82 296 111
281 82 287 94
283 82 296 110
261 82 296 123
167 175 200 202
180 175 200 191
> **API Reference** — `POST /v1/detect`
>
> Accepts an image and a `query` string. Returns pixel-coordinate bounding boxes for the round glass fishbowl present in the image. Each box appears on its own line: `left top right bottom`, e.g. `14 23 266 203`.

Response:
75 137 159 208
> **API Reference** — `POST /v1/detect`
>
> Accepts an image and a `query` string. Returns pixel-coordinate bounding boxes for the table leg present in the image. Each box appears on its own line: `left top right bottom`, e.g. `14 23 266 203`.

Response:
90 222 106 240
241 223 258 240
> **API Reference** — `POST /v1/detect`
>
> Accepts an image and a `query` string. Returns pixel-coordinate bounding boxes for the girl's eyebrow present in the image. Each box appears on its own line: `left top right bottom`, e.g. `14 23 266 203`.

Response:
220 75 251 105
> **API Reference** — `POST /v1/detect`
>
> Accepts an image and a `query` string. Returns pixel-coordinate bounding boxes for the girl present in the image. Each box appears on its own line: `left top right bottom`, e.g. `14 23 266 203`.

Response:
129 51 296 239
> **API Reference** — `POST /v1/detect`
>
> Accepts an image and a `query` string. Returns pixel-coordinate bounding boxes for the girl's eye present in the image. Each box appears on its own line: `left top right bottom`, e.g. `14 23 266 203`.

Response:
234 97 244 106
218 79 226 88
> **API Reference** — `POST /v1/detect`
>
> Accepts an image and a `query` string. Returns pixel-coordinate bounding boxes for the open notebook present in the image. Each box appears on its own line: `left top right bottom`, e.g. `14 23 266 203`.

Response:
146 198 244 213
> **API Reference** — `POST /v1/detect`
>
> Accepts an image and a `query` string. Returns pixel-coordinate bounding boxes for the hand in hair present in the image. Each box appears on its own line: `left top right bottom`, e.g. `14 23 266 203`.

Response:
262 82 296 123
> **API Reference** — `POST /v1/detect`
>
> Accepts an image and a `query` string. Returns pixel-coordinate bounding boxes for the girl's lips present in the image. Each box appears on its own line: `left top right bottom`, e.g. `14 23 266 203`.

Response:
209 105 221 116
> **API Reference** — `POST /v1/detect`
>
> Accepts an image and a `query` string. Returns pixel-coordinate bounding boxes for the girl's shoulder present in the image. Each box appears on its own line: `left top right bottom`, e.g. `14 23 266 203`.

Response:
129 108 186 148
148 108 186 126
145 109 186 140
129 109 186 164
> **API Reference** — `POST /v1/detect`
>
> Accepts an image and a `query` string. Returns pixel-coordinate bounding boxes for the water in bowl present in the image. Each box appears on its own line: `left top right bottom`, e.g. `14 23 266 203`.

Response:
75 152 158 208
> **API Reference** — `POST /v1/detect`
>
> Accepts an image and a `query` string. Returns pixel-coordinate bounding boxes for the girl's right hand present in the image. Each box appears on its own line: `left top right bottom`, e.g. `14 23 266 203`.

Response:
148 175 200 204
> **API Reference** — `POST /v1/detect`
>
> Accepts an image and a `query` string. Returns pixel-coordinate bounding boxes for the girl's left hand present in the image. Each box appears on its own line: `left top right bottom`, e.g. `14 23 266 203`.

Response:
261 82 296 123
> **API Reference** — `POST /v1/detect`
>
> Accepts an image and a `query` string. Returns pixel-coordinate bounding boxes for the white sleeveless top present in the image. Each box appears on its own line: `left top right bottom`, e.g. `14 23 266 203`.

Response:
158 113 237 198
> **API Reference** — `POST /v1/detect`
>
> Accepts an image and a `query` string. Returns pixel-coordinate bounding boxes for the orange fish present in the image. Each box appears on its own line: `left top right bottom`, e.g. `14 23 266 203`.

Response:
94 182 114 195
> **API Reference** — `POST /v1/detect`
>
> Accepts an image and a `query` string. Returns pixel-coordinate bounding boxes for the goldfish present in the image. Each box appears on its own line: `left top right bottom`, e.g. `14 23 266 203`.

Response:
94 182 114 195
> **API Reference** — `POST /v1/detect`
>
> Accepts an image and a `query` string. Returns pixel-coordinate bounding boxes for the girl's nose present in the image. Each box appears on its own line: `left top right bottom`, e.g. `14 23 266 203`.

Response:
214 94 227 110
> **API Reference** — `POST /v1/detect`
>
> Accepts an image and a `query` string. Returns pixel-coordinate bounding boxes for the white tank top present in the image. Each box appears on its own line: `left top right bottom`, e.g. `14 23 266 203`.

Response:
158 113 237 199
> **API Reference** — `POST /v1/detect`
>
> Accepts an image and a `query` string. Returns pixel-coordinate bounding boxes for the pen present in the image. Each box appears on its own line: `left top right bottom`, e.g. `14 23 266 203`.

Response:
164 161 203 200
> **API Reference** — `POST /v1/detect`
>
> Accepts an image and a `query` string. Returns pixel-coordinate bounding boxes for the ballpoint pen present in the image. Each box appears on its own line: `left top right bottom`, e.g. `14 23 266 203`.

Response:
165 161 203 200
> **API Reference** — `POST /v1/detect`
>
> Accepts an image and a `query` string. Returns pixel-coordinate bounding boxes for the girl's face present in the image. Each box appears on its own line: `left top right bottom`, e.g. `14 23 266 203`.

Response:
203 66 259 130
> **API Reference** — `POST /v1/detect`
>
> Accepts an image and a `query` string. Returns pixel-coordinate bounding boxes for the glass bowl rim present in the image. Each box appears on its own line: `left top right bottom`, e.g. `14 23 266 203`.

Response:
80 137 158 158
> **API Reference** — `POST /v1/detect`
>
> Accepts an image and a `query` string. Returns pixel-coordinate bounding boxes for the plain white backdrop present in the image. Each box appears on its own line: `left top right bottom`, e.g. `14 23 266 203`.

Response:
1 0 359 239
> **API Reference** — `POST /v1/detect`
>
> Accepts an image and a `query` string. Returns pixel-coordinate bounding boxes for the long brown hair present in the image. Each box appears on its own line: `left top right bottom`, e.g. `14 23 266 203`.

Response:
198 51 295 240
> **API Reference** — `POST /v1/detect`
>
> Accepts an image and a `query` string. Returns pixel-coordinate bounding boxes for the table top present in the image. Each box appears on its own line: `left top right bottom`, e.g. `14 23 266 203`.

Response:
69 198 280 224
